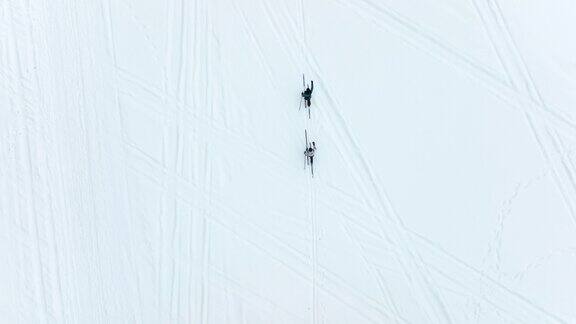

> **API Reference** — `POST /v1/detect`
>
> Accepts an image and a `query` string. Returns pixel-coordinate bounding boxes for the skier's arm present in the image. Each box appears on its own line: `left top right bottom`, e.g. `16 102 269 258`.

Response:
310 80 314 92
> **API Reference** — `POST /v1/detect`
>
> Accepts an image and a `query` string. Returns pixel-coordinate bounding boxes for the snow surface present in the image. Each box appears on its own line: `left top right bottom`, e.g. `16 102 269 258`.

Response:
2 0 576 323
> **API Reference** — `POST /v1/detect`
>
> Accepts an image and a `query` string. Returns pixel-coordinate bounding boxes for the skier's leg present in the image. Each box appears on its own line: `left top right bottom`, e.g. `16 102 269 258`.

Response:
310 157 314 177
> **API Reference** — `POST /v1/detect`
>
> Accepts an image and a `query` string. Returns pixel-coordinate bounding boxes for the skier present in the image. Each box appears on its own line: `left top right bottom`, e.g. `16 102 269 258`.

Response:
301 80 314 107
304 141 316 176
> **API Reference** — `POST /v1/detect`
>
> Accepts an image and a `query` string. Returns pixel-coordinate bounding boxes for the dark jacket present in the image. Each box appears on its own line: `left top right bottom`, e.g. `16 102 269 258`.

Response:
302 81 314 100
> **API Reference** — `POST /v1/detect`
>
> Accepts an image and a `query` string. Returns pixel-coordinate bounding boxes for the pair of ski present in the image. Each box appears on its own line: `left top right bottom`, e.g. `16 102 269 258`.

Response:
299 74 311 119
304 130 314 177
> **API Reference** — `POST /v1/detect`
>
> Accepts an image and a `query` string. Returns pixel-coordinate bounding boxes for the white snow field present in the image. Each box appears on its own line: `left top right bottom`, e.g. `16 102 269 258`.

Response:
2 0 576 322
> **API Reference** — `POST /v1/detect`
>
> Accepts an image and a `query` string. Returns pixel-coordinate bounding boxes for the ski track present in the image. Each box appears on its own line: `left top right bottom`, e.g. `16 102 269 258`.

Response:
123 136 411 323
124 141 399 321
474 0 576 233
101 0 151 321
470 5 576 321
329 185 565 324
340 217 407 323
229 0 278 92
7 1 67 322
129 0 552 320
327 1 570 321
266 2 456 323
330 0 576 141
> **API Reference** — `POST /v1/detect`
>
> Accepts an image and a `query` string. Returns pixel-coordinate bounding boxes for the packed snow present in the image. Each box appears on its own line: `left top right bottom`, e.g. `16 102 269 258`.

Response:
2 0 576 322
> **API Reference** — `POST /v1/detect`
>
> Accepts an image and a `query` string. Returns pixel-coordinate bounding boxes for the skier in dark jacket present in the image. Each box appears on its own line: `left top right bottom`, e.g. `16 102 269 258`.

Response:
301 80 314 107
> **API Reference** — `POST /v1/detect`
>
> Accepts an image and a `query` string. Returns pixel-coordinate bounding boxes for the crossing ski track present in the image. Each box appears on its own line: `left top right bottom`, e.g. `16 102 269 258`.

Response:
471 0 576 272
2 0 576 323
266 3 454 322
470 0 576 232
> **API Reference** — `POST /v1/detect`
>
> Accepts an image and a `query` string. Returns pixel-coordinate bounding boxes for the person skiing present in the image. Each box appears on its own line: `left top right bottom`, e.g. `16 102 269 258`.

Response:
301 80 314 107
303 130 316 176
304 141 316 166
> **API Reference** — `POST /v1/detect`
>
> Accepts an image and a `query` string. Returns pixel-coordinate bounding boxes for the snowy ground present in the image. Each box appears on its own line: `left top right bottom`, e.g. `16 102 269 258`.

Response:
2 0 576 323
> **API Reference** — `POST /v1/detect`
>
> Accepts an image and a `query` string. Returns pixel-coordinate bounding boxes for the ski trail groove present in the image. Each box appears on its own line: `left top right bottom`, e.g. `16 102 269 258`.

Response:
124 147 403 322
330 0 576 140
473 0 576 235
